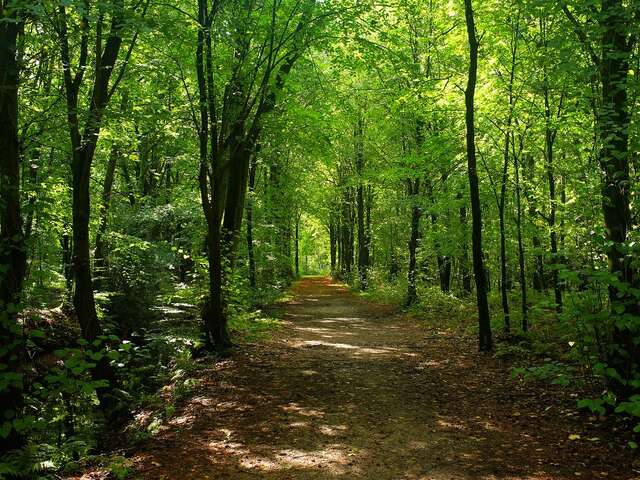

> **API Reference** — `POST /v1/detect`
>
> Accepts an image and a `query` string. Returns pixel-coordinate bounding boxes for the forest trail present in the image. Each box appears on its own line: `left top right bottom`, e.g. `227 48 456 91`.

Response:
130 277 636 480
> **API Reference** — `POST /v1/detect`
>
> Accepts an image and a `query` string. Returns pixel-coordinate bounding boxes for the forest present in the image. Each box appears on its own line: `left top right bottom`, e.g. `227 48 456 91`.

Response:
1 0 640 478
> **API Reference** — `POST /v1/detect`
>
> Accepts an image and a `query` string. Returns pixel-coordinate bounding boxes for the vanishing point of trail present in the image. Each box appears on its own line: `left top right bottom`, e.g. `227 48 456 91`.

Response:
132 277 635 480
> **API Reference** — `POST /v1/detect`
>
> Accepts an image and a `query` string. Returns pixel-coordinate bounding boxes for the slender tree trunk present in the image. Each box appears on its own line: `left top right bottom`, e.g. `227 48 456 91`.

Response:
94 145 118 289
119 156 136 206
406 179 421 306
295 214 300 277
498 194 510 334
355 117 369 290
246 153 257 289
366 186 373 267
514 149 528 331
522 153 545 291
329 214 337 276
61 226 73 297
23 155 39 242
543 77 562 314
464 0 492 351
498 15 520 335
340 185 353 280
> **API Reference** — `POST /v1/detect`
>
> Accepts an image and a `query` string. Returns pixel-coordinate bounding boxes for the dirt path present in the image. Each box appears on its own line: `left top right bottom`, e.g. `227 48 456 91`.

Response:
132 277 638 480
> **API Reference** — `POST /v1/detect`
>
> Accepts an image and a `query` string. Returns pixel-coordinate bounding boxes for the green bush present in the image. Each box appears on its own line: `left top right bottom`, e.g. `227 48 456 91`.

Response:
102 233 172 335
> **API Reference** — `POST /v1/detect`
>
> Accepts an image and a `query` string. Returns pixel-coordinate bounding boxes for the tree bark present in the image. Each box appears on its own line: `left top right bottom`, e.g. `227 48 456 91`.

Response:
464 0 492 351
597 0 637 393
355 116 369 290
542 63 562 314
514 146 528 331
329 213 337 276
406 179 421 306
246 153 257 289
94 145 118 289
295 214 300 277
0 4 26 453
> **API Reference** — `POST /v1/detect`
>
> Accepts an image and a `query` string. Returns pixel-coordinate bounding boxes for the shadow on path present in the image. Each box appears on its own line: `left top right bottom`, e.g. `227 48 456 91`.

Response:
131 277 636 480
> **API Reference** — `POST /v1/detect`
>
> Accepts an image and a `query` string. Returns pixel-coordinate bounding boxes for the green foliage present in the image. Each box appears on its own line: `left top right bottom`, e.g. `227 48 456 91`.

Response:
3 0 640 475
511 362 575 387
102 233 172 335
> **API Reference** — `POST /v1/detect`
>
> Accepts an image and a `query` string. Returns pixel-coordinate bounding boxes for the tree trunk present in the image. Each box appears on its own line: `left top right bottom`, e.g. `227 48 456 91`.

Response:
406 179 421 306
340 186 353 280
295 214 300 277
58 3 127 407
246 153 257 289
355 117 369 290
0 8 26 453
464 0 492 351
119 156 136 206
597 0 637 394
514 148 528 332
94 145 118 289
61 226 73 298
543 75 562 314
329 214 337 276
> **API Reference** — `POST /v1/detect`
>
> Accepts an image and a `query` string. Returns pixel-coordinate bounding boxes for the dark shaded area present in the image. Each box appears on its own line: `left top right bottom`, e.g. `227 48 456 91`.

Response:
128 278 635 480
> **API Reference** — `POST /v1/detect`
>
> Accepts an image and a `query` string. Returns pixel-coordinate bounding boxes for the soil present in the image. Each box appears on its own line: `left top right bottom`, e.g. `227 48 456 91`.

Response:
124 277 638 479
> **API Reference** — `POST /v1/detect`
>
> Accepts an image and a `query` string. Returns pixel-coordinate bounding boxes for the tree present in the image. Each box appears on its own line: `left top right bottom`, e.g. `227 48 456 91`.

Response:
464 0 492 352
195 0 318 349
56 0 143 342
0 0 30 454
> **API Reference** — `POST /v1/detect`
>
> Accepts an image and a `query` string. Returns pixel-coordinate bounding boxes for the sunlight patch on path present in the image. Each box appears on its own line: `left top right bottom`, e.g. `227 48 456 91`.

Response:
238 444 364 475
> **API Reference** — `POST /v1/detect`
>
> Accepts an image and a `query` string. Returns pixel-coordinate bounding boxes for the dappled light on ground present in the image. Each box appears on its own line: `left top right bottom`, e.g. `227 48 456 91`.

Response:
129 277 636 480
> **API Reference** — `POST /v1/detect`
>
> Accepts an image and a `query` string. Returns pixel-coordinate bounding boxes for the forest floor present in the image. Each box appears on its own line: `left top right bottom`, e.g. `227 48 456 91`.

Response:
108 277 637 479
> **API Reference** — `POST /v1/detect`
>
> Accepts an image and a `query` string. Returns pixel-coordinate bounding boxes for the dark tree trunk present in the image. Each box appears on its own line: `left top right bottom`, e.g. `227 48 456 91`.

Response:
295 214 300 277
522 153 545 291
437 255 452 292
58 1 131 410
498 15 519 335
246 153 257 289
119 156 136 206
23 154 39 242
59 1 125 343
94 145 118 289
406 179 421 306
543 73 562 314
355 116 369 290
61 226 73 297
195 0 232 350
464 0 492 351
366 186 373 267
340 185 354 280
425 178 450 293
597 0 637 394
498 195 510 334
329 214 337 276
71 147 101 341
0 7 26 453
514 148 528 332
